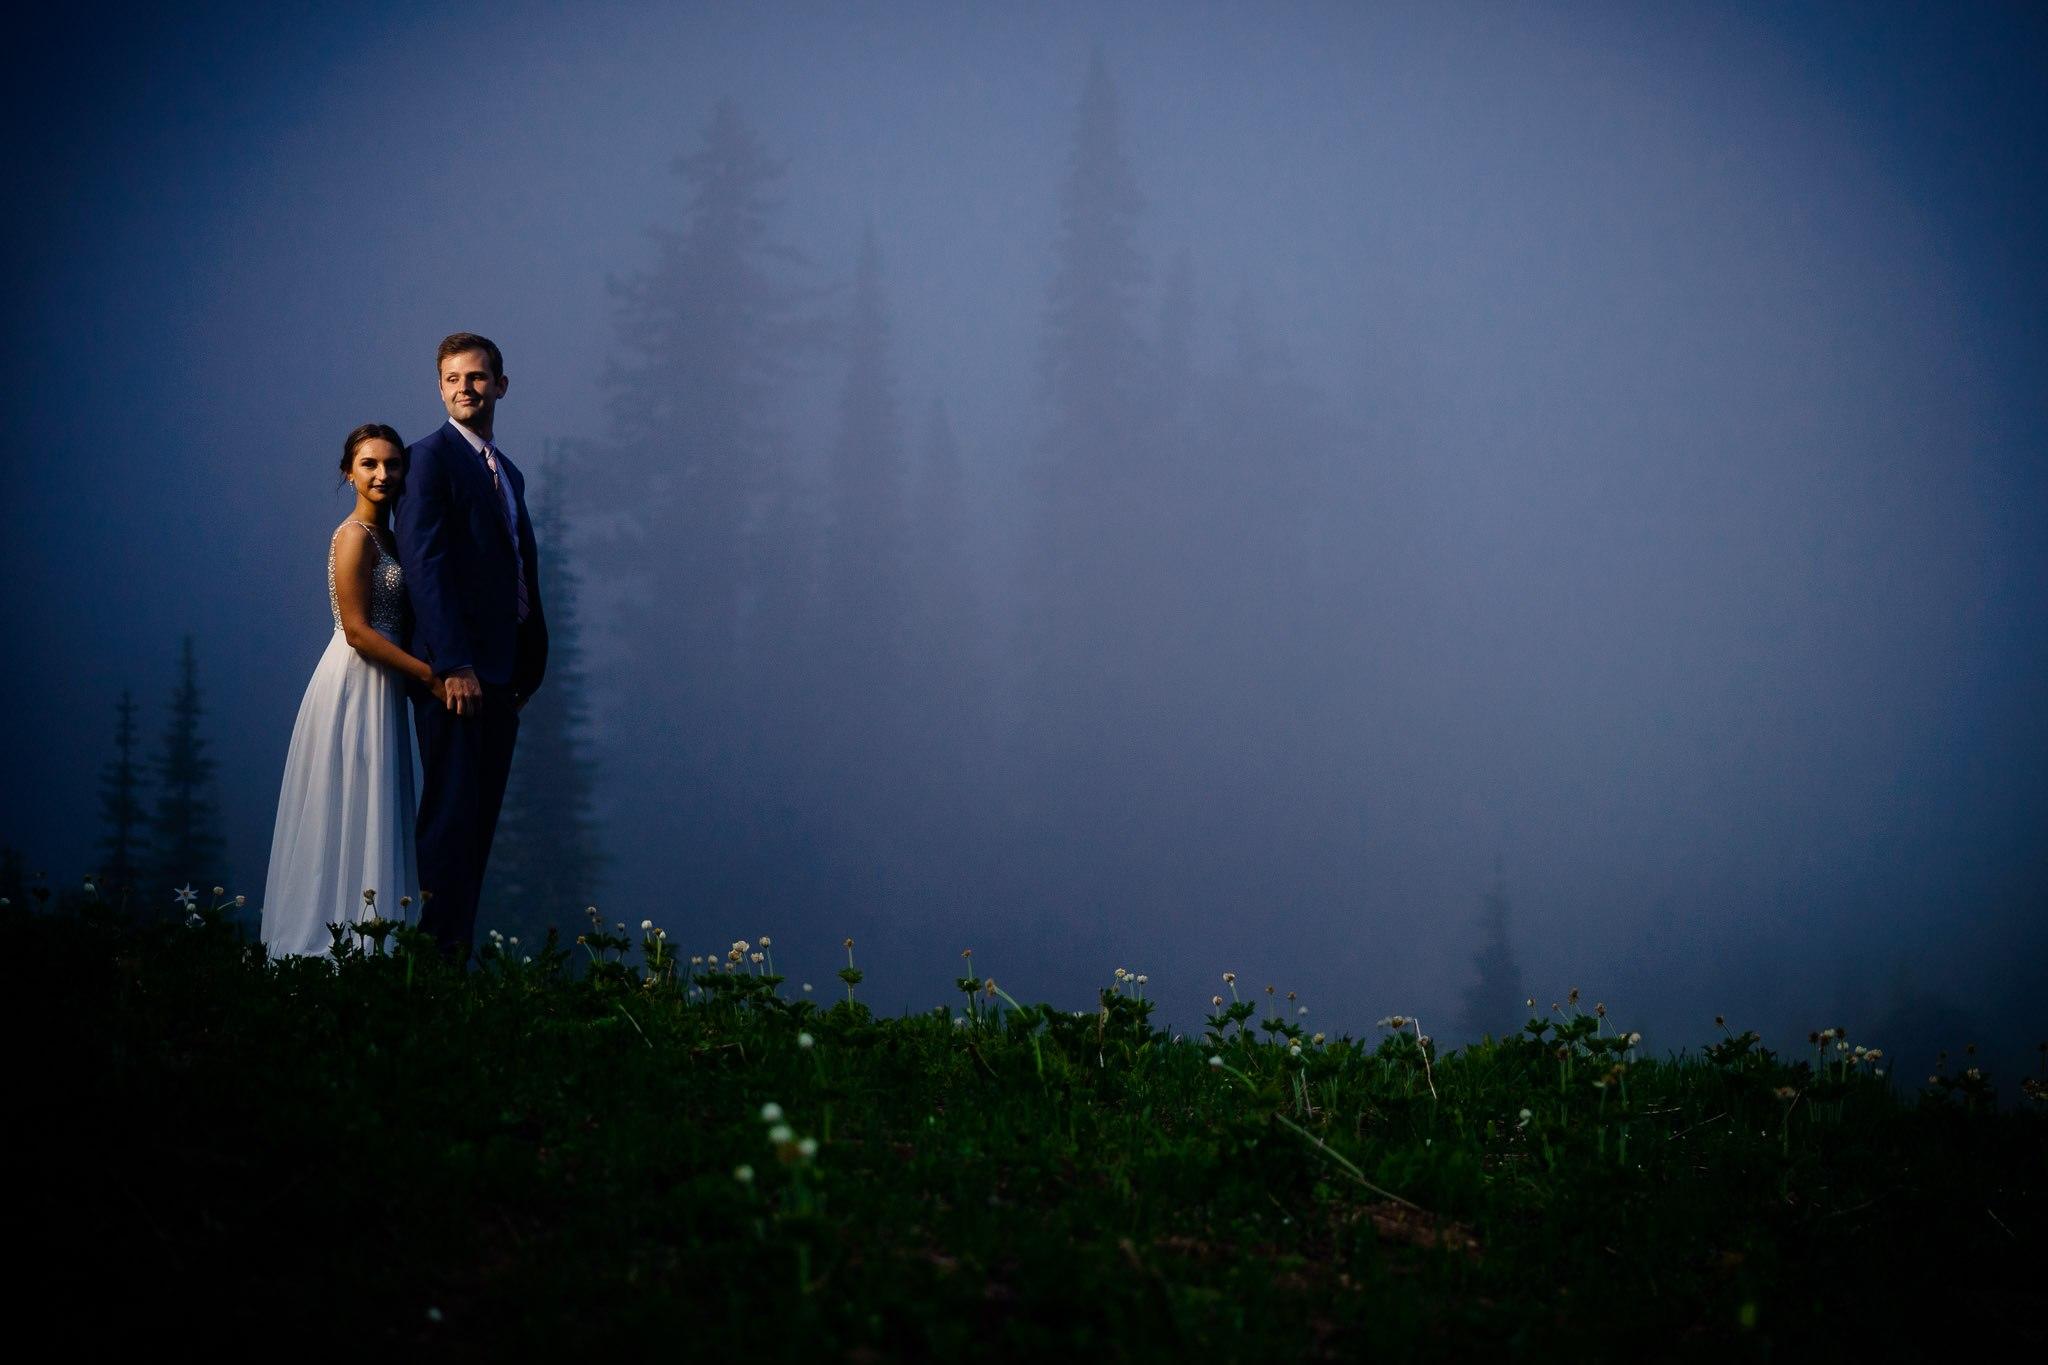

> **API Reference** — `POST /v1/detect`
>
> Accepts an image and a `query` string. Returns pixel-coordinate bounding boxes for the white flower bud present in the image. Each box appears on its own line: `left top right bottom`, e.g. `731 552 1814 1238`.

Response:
759 1102 784 1123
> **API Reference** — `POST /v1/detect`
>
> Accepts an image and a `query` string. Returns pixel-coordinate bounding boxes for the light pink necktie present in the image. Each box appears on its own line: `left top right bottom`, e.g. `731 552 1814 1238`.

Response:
482 443 530 623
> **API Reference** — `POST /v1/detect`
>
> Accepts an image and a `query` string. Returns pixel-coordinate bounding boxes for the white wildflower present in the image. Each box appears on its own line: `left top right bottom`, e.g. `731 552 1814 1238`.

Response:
732 1164 754 1184
767 1124 795 1145
797 1032 815 1050
796 1137 818 1159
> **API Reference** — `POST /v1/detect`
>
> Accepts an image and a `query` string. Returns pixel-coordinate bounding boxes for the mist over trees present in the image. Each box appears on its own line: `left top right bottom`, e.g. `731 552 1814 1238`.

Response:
4 3 2044 1088
567 54 1386 1002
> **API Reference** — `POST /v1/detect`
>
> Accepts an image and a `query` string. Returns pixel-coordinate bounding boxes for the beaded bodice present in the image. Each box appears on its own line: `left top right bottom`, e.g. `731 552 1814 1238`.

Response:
328 522 407 636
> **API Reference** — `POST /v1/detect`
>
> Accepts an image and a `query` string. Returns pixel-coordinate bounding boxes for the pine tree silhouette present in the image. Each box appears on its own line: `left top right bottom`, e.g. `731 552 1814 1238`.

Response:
812 224 916 835
908 398 985 718
604 97 820 722
599 98 826 922
148 636 226 909
1460 859 1527 1042
1026 50 1156 741
485 446 603 943
97 688 149 906
1041 49 1150 451
824 225 909 699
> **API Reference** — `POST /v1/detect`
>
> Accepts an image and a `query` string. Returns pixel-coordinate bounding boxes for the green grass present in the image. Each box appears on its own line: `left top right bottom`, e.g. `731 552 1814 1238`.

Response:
12 898 2043 1358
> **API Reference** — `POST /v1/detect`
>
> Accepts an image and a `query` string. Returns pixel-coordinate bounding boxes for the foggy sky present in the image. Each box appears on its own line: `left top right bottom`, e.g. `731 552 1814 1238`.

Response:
5 1 2044 1065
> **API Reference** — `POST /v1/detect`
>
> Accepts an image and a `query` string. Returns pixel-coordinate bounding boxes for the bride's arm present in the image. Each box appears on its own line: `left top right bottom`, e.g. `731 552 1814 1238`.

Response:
334 527 440 690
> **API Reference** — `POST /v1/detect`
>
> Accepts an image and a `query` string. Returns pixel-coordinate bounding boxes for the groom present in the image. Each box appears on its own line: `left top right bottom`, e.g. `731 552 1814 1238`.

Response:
395 332 548 959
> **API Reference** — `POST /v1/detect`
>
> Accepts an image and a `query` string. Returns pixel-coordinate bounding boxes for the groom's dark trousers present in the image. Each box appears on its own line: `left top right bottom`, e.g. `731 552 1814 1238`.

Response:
413 681 520 957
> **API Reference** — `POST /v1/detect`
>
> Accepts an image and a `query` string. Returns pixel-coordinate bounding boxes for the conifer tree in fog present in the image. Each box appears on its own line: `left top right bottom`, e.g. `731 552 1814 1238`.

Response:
1191 287 1332 639
97 688 148 905
599 98 822 915
1460 863 1527 1041
1027 50 1154 739
905 398 988 779
822 227 909 755
148 637 225 906
605 98 814 722
485 448 602 942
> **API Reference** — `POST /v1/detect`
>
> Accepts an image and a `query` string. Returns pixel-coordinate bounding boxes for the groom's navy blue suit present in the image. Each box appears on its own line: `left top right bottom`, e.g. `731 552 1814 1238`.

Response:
394 419 547 958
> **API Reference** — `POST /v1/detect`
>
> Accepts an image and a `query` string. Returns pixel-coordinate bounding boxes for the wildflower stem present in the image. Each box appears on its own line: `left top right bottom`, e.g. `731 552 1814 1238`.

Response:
613 999 654 1050
1271 1110 1422 1212
1409 1018 1438 1102
1211 1056 1423 1212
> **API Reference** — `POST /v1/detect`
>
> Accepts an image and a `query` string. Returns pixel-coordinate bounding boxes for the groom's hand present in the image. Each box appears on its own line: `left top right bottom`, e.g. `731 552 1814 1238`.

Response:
441 667 483 717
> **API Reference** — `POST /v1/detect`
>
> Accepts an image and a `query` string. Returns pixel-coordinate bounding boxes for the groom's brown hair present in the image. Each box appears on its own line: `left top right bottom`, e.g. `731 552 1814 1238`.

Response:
437 332 504 379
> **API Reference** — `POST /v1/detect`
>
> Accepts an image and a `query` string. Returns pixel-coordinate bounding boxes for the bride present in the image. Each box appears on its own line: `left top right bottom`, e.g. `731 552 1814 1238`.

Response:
260 423 443 956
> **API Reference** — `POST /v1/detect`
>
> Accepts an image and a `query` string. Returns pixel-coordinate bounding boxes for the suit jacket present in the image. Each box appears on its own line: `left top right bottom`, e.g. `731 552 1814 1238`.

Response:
394 420 548 696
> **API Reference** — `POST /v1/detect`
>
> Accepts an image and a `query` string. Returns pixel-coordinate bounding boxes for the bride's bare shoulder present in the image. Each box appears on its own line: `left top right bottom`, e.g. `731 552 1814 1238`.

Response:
331 519 375 564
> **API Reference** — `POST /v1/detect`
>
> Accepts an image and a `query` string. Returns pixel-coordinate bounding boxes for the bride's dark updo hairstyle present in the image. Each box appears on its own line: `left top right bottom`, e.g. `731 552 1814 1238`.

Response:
339 423 406 488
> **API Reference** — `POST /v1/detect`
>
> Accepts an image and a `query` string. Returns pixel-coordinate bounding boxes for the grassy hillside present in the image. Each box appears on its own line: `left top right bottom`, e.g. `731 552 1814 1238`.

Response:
11 895 2042 1357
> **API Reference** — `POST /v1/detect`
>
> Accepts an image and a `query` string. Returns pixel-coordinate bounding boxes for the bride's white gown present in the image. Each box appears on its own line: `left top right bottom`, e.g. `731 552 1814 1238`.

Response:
260 522 419 957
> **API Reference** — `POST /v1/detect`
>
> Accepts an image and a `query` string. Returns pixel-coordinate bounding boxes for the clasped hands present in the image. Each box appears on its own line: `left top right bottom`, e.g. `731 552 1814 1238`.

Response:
430 667 525 716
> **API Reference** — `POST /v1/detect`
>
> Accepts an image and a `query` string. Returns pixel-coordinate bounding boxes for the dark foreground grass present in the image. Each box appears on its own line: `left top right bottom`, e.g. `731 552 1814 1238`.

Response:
11 899 2043 1359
